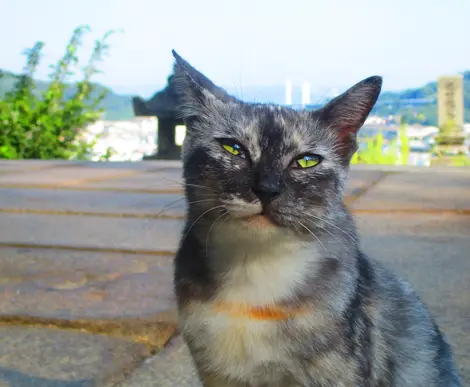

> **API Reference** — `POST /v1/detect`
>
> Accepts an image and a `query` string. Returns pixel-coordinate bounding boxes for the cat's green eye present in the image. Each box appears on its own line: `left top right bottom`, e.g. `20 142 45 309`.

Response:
223 144 242 156
293 154 322 169
219 139 246 158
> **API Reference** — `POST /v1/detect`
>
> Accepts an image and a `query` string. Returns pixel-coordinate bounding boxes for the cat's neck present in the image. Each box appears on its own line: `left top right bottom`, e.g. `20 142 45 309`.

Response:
178 204 359 306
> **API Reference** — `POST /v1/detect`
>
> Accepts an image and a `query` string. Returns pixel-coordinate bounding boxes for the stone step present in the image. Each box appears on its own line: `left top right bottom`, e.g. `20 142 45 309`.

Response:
0 188 186 217
0 248 175 320
79 169 184 192
0 326 151 387
0 214 183 253
351 169 470 211
0 247 177 356
115 336 201 387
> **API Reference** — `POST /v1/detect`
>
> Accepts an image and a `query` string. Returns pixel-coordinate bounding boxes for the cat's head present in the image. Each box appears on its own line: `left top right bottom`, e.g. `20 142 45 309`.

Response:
172 50 382 239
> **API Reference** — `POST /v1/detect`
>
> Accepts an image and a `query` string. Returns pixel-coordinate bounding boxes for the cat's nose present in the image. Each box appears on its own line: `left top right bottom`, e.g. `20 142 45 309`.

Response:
252 178 281 203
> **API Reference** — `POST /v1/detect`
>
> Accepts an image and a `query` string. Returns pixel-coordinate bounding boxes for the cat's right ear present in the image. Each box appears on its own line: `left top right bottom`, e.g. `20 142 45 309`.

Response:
171 50 237 122
314 76 382 158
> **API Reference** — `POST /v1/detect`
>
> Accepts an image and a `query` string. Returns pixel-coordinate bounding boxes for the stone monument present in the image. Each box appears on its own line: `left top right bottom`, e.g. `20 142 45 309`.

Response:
434 75 467 159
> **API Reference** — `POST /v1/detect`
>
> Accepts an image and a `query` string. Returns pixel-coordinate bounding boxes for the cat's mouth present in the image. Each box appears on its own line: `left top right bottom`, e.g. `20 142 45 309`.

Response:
220 197 281 229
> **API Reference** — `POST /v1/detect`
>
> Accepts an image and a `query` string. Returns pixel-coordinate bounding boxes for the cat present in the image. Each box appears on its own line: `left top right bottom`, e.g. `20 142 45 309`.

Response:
171 50 461 387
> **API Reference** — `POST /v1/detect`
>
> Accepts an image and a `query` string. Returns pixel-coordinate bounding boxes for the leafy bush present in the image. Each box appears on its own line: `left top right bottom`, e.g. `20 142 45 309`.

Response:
351 124 410 165
0 25 117 159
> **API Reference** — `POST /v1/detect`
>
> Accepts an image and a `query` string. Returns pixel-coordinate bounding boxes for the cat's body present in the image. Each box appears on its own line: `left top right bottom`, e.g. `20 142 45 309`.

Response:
171 50 461 386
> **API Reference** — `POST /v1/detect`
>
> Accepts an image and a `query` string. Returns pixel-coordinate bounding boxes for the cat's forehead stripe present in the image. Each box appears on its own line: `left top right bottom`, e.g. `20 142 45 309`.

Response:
237 119 262 162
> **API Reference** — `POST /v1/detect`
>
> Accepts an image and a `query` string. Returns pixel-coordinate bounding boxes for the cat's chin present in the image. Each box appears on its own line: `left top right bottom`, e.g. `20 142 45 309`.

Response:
218 215 284 244
240 214 278 229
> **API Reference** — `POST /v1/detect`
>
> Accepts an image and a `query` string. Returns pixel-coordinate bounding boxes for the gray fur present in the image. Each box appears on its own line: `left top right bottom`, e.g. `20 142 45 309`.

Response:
171 50 461 387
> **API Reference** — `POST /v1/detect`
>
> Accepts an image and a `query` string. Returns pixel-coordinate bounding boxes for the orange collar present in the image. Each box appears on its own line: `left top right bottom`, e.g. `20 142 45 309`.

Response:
213 301 311 321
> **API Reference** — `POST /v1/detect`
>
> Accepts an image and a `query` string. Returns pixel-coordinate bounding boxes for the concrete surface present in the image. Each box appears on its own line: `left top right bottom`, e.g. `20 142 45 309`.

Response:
0 326 151 387
115 336 198 387
0 160 468 386
352 169 470 211
0 248 175 320
0 214 182 253
0 188 186 217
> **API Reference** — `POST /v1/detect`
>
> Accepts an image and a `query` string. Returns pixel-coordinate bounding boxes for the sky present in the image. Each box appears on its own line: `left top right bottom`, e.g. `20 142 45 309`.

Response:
1 0 469 98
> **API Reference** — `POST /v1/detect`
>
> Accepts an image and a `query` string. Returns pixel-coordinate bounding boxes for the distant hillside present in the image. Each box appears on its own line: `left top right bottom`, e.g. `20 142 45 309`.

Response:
371 71 470 126
2 69 469 125
0 70 134 120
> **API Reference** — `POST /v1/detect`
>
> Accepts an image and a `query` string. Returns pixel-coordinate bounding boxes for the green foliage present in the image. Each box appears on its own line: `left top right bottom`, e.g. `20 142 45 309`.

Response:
0 26 118 159
351 125 410 165
448 155 470 166
0 70 133 120
98 146 116 161
431 153 470 166
398 123 410 165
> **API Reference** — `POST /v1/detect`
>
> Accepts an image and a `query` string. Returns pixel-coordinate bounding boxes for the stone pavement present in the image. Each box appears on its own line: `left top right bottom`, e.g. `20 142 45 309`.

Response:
0 160 469 386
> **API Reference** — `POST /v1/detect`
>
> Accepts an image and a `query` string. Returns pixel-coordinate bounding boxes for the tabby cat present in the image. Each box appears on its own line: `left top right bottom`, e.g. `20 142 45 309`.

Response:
171 50 461 386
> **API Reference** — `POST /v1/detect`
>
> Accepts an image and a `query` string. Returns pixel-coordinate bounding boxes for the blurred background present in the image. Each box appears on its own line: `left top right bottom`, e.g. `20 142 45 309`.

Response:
1 2 469 385
1 0 469 164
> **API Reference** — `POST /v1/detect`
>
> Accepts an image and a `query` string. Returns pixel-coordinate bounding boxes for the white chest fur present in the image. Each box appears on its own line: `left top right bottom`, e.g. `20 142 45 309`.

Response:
183 306 287 380
180 247 320 382
216 244 315 305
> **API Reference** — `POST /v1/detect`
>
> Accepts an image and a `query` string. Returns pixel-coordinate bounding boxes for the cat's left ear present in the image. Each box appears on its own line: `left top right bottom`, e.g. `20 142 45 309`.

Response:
171 50 237 122
315 76 382 155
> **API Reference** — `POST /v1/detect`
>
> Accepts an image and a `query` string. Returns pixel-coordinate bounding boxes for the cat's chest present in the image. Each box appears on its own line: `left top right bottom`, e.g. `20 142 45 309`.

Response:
181 305 358 386
182 304 294 382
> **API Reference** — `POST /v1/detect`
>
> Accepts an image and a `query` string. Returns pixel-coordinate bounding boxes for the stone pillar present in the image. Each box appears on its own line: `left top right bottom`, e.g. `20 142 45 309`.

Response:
438 75 464 129
143 117 181 160
434 75 468 163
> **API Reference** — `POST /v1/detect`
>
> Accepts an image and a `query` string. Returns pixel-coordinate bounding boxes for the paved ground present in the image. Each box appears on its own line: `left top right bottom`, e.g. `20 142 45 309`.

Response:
0 160 468 386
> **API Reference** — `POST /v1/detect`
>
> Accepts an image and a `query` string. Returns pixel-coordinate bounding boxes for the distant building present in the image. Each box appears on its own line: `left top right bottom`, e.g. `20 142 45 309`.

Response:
301 82 311 106
83 117 158 161
365 116 387 125
406 125 439 138
285 80 293 105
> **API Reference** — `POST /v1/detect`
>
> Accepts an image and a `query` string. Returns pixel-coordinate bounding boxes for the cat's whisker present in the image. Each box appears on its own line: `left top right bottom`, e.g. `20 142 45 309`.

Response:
134 175 218 193
317 225 340 243
309 214 358 244
186 198 220 205
116 200 222 253
296 221 327 253
103 193 219 251
154 197 186 218
180 205 226 245
156 198 219 218
205 211 229 258
160 176 218 193
184 184 218 192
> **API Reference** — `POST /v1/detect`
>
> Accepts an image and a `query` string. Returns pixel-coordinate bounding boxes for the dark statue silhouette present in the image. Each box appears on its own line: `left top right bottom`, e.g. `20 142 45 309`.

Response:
132 75 183 160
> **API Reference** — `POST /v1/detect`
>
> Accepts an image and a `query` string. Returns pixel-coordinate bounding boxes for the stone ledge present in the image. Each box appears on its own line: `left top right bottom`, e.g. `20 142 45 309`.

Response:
0 248 178 354
0 188 186 217
0 326 153 387
115 336 200 387
0 167 142 186
352 170 470 211
0 214 183 252
0 315 177 354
